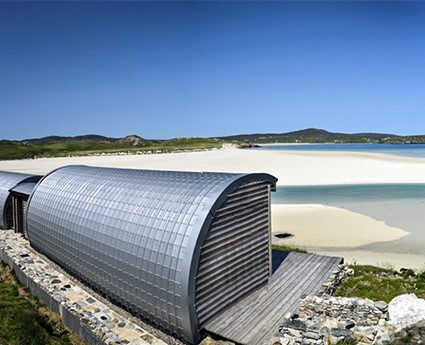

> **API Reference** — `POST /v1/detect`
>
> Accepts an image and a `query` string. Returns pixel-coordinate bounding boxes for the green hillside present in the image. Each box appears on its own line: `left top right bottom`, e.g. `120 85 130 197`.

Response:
2 128 425 161
217 128 425 144
0 136 222 161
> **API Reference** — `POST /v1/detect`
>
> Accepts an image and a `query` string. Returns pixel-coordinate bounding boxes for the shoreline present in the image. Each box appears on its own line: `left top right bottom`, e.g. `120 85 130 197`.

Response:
0 146 424 269
1 145 425 186
271 203 425 270
314 250 425 271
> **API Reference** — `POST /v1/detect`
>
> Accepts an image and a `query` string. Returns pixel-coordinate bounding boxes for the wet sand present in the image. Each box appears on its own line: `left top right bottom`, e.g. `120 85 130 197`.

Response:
271 204 409 248
271 203 425 270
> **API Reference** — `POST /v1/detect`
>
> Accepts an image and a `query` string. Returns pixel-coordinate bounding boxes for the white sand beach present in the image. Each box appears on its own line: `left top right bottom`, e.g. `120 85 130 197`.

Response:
271 204 409 248
1 146 425 269
1 145 425 186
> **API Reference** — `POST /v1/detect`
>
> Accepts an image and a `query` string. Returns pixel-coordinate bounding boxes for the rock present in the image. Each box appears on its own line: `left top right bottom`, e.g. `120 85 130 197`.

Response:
319 326 330 336
330 328 350 337
200 337 236 345
288 328 302 338
322 317 339 329
284 312 292 320
374 327 392 345
325 335 341 344
346 268 354 276
374 301 388 311
388 294 425 331
269 337 289 345
357 326 377 335
345 320 356 330
378 319 387 326
303 331 320 340
353 331 364 341
283 319 307 331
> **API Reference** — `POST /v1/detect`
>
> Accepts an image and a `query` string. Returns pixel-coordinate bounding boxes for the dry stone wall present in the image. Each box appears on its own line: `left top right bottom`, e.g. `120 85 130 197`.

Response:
0 231 169 345
271 294 392 345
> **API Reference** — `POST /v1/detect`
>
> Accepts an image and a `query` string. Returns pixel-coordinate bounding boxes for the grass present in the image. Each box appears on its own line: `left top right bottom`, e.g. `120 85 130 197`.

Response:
334 265 425 302
272 246 425 303
272 244 309 254
0 262 84 345
0 137 223 160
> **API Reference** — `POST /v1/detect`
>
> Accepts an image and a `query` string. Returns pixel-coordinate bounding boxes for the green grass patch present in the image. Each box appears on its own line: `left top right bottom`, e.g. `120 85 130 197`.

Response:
272 244 309 254
0 263 82 345
0 137 223 161
334 265 425 302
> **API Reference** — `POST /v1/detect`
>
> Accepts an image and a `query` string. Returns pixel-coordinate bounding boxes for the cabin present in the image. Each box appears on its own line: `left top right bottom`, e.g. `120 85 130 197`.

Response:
0 171 41 232
10 180 41 237
26 165 277 344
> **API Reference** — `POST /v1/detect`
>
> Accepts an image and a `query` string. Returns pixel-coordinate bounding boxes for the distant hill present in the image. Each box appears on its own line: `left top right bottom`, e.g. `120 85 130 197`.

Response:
116 135 151 147
2 128 425 161
216 128 425 144
0 134 220 161
20 134 119 145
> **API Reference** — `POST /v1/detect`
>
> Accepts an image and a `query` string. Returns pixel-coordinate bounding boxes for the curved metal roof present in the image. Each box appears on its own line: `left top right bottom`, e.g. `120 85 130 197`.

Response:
26 165 277 343
0 171 41 229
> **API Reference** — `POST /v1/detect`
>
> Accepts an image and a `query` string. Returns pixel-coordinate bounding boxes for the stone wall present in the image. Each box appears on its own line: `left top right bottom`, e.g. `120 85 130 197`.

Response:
316 264 352 296
272 294 391 345
0 231 168 345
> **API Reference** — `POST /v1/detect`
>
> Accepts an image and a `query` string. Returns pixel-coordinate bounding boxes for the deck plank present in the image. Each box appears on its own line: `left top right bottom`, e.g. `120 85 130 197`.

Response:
242 255 330 344
215 253 303 335
249 256 342 344
204 252 343 345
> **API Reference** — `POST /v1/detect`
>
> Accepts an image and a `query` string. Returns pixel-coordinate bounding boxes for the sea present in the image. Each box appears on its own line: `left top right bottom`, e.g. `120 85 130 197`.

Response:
272 183 425 205
259 144 425 205
257 144 425 254
257 143 425 158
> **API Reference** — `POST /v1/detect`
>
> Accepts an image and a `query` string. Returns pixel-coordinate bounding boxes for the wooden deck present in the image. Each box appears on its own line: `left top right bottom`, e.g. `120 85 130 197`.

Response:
204 251 343 345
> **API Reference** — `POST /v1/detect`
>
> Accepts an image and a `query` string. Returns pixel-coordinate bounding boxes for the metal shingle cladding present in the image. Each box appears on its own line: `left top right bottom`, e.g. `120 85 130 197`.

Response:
26 165 277 343
0 171 40 229
9 182 38 197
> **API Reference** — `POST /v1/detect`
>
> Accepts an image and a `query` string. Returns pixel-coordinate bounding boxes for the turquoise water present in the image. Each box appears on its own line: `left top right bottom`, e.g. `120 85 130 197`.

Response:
272 184 425 254
262 144 425 254
272 184 425 205
257 143 425 158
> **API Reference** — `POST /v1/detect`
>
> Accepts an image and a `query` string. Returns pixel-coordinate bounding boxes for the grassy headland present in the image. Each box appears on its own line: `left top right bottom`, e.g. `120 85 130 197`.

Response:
0 135 222 161
218 128 425 144
3 127 425 161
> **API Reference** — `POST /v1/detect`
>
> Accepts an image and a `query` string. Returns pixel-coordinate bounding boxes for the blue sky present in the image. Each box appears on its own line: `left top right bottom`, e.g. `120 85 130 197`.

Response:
1 1 425 140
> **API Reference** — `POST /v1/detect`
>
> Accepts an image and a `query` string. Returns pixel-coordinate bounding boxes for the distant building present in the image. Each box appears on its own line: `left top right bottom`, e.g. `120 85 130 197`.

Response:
24 165 277 344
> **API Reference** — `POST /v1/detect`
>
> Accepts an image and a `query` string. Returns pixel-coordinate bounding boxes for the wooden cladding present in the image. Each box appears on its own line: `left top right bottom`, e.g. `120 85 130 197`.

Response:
195 181 271 328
